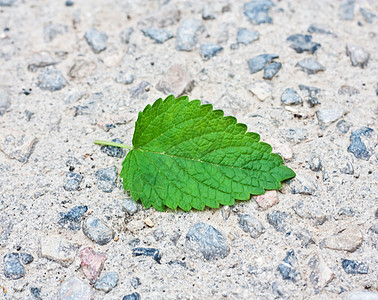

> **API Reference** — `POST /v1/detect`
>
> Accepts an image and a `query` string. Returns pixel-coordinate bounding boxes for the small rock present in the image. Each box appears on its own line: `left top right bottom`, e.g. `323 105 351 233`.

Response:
79 247 107 283
289 174 317 195
340 162 354 175
336 120 350 134
37 67 66 91
342 259 368 274
308 254 334 294
95 166 117 193
263 62 282 80
186 222 230 260
100 139 126 158
254 190 279 210
307 24 335 36
237 28 259 45
43 23 67 42
58 277 93 300
316 108 345 126
347 127 374 161
238 214 265 238
286 34 321 54
221 206 231 220
130 81 150 99
247 53 279 74
144 217 154 228
296 58 325 75
281 88 303 105
338 85 360 96
323 226 363 252
85 28 108 54
339 0 355 20
123 292 141 300
20 253 34 265
176 19 204 51
156 64 194 97
30 287 41 299
120 28 134 44
0 0 16 6
13 279 28 292
308 156 322 172
202 4 216 20
267 211 289 232
122 198 138 216
40 235 79 267
4 253 25 280
360 8 376 24
58 205 87 231
132 247 161 264
277 250 301 282
346 44 369 68
243 0 275 24
298 84 321 107
65 0 74 6
292 200 327 226
63 172 83 191
293 227 315 247
82 217 115 245
94 272 118 293
153 228 165 241
142 27 173 44
170 230 181 245
200 43 223 60
346 291 378 300
0 87 11 116
285 128 308 144
249 80 273 101
130 277 141 289
114 72 135 85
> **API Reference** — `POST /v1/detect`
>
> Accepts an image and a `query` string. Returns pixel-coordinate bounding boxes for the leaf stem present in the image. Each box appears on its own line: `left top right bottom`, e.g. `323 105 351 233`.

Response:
94 139 133 149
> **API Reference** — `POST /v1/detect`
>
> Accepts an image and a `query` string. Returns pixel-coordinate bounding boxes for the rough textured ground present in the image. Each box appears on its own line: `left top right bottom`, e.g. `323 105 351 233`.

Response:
0 0 377 299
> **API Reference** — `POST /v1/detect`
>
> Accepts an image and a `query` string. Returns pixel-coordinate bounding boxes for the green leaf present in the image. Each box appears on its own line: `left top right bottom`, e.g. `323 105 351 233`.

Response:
120 95 295 211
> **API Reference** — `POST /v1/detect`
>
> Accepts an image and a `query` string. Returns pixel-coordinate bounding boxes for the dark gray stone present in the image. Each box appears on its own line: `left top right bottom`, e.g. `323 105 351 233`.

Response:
298 84 321 107
114 72 135 85
285 128 308 144
308 156 322 172
237 28 259 45
100 139 126 158
336 120 351 134
58 205 88 231
342 259 368 274
243 0 274 24
267 211 289 232
122 198 138 216
142 27 173 44
277 250 301 282
202 4 216 20
20 253 34 265
247 54 279 74
123 292 141 300
238 214 265 238
130 277 141 289
200 44 223 60
340 162 354 175
120 28 134 44
281 88 302 105
338 208 355 217
132 247 161 264
295 58 325 75
287 34 321 54
263 62 282 79
4 253 25 280
85 29 108 53
339 0 355 20
82 217 114 245
176 19 204 51
347 127 374 160
360 8 376 24
186 222 230 260
95 166 117 193
30 287 41 300
293 227 315 247
43 23 67 42
94 272 118 293
0 87 11 116
65 0 74 6
346 44 369 68
63 172 83 191
307 24 335 36
37 67 66 91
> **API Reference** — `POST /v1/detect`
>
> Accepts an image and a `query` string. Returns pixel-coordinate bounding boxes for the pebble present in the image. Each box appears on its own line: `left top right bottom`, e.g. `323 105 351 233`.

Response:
43 23 67 42
132 247 161 264
286 34 321 54
30 287 41 299
281 88 303 105
130 81 150 99
37 67 66 91
307 23 335 36
347 127 374 161
20 253 34 265
254 190 279 210
247 53 279 74
156 64 194 96
114 72 135 85
63 172 83 191
316 108 345 126
79 247 107 283
308 156 322 172
0 213 13 247
82 217 115 245
339 0 355 20
0 0 16 6
360 8 376 24
346 291 378 300
120 27 134 44
342 259 368 274
308 254 334 294
336 120 350 134
0 87 11 115
295 58 325 75
176 19 204 51
85 28 108 54
277 250 301 282
95 166 117 193
58 277 93 300
200 43 223 60
346 44 369 68
243 0 274 24
263 62 282 80
142 27 173 44
94 272 118 293
65 0 74 6
238 214 265 238
293 227 315 247
267 211 289 232
340 162 354 175
298 84 321 107
123 292 141 300
237 28 259 45
289 174 317 195
153 228 165 241
122 198 138 216
285 128 308 144
292 200 327 226
144 217 154 227
40 235 79 267
130 277 141 289
323 226 363 252
202 4 216 20
100 138 126 157
338 85 360 96
4 253 25 280
58 205 87 231
249 80 273 101
186 222 230 260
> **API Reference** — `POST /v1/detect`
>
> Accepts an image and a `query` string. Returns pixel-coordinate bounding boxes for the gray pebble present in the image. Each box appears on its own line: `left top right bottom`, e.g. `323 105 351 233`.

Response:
130 81 150 99
200 44 223 60
285 128 308 144
347 127 374 160
30 287 41 300
4 253 25 280
114 72 135 85
221 206 231 221
281 88 303 105
43 23 67 43
94 272 118 293
342 259 368 274
336 120 350 134
100 139 126 158
316 108 345 126
307 23 335 36
142 27 173 44
132 247 161 264
298 84 321 107
289 174 317 195
0 0 16 6
85 28 108 53
346 44 369 68
237 28 259 45
176 19 204 51
338 85 360 96
58 205 88 231
340 162 354 175
295 58 325 75
277 250 301 282
122 198 138 216
153 228 165 241
267 211 289 232
202 4 216 20
339 0 355 20
170 230 181 245
95 166 117 193
308 156 322 172
82 217 114 245
0 87 11 116
120 28 134 44
286 34 321 54
292 200 327 226
238 214 265 238
37 67 66 91
360 8 376 24
263 62 282 79
186 222 230 260
20 253 34 265
247 53 279 74
63 172 83 191
293 227 315 247
243 0 274 24
130 277 141 289
123 292 141 300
